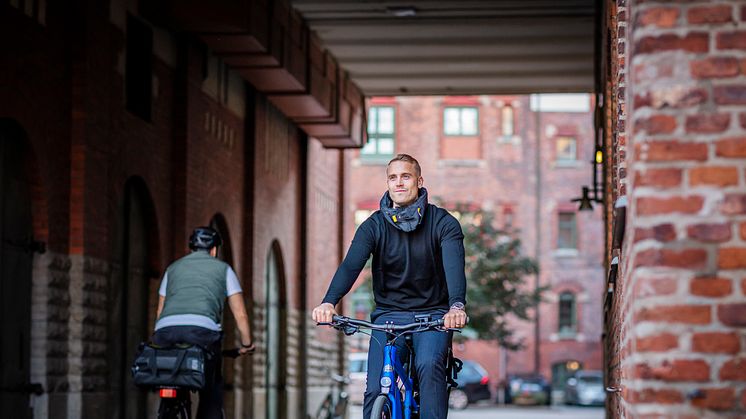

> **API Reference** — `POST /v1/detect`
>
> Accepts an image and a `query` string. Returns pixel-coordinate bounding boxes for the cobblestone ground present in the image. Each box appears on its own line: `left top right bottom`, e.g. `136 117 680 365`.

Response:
348 402 605 418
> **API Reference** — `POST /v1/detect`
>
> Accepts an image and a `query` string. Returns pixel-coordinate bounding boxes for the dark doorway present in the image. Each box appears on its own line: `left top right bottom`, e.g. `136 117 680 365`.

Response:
265 241 287 419
0 120 34 418
108 178 158 419
552 360 583 392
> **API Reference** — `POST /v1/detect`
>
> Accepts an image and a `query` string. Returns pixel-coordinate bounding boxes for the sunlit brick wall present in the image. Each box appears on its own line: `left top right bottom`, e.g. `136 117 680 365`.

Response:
615 0 746 416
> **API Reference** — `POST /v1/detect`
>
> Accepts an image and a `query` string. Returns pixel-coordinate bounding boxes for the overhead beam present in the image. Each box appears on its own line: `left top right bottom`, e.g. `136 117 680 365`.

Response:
329 41 591 60
290 0 596 96
345 59 593 77
359 74 594 96
292 0 593 11
323 34 590 47
314 23 593 41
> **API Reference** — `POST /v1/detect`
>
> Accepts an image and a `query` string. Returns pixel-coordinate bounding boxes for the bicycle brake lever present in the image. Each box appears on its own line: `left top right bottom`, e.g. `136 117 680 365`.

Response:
342 325 359 336
436 326 462 333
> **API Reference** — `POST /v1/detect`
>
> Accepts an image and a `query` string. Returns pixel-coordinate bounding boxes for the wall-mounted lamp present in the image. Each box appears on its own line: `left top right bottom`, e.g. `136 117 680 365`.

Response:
572 186 596 211
571 122 605 211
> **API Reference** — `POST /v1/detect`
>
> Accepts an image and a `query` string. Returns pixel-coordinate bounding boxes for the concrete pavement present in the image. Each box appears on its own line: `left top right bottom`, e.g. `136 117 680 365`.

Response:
348 403 605 418
449 405 604 419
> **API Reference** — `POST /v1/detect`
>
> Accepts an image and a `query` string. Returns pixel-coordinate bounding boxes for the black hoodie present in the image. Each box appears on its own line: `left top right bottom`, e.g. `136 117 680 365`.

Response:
322 190 466 311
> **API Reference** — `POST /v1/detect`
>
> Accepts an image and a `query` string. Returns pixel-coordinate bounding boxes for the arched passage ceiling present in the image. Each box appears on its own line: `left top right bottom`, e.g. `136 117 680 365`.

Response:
291 0 597 96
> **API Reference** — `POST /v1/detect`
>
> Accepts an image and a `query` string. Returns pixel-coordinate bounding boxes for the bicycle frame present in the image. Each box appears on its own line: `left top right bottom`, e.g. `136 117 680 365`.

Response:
380 343 417 419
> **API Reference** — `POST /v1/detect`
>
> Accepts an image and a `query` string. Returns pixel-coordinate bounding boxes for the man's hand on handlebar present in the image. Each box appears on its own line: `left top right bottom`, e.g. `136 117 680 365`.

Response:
238 342 255 356
443 307 468 329
312 302 338 324
222 344 254 359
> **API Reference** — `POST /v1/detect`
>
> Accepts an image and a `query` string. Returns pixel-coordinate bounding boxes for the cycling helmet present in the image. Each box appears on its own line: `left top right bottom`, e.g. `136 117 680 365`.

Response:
189 226 222 250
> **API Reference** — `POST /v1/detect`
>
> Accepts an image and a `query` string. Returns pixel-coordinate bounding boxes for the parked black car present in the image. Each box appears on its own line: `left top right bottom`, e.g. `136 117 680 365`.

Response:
503 374 552 405
448 360 492 409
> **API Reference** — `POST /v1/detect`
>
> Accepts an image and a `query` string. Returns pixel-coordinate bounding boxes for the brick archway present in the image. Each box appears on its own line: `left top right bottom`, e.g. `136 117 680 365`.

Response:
265 240 288 419
209 213 243 418
107 177 161 419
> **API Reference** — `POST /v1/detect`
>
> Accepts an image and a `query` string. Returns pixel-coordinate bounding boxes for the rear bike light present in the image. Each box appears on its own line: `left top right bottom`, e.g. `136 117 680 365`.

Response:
480 376 489 385
159 388 178 398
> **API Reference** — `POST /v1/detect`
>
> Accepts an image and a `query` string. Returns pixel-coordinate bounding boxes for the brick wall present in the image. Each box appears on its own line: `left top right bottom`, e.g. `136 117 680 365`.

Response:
604 0 629 416
0 1 346 418
304 138 351 412
609 0 746 416
250 95 303 418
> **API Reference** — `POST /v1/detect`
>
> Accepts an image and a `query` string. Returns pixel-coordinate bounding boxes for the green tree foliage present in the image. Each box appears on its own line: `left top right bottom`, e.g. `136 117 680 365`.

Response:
459 207 543 350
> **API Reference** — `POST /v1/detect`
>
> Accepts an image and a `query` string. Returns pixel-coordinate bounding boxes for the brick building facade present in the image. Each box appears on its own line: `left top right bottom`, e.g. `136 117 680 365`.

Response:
342 95 605 395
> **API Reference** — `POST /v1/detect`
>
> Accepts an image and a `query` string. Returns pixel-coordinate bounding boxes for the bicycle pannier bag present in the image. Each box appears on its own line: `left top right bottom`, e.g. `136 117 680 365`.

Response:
131 342 206 390
446 347 463 390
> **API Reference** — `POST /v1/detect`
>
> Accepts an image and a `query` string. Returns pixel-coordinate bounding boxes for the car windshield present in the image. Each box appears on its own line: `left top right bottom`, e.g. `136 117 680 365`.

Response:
460 363 478 377
579 375 602 384
521 383 542 392
464 361 488 377
349 358 367 373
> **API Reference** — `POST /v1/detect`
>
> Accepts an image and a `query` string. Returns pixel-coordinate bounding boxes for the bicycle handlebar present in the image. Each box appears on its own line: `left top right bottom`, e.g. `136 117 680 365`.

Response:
221 348 253 359
326 315 447 333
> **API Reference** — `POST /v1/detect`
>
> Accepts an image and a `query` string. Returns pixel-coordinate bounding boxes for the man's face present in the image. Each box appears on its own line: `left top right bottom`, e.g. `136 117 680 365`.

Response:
386 161 423 208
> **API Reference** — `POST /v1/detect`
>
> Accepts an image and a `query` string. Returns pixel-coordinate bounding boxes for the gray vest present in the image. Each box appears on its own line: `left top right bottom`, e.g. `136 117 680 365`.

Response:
158 251 228 324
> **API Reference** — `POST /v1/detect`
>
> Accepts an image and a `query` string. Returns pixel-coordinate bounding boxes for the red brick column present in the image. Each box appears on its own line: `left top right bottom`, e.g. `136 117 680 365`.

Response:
617 1 746 416
605 0 629 417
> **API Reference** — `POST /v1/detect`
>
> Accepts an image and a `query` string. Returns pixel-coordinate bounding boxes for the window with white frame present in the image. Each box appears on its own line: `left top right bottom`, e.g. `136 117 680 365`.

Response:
557 212 577 249
558 292 577 335
362 106 395 159
443 107 479 136
556 136 577 161
501 106 514 137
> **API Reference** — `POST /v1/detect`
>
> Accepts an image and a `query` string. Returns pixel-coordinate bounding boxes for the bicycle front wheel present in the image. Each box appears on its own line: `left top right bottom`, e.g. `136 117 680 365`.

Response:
371 394 393 419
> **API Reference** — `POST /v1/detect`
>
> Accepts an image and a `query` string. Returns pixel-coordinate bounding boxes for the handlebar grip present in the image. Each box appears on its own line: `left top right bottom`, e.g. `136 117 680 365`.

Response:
221 348 242 358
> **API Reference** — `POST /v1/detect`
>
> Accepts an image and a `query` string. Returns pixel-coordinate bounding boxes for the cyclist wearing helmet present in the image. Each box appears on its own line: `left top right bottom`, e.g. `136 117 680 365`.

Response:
312 154 467 419
153 226 254 419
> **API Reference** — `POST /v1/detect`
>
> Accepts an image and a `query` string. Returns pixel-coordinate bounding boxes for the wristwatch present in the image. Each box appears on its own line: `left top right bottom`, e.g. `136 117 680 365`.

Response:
450 302 465 311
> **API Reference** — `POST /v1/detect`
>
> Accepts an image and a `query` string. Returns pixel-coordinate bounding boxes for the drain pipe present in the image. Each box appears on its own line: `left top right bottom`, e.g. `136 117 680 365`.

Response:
533 96 543 376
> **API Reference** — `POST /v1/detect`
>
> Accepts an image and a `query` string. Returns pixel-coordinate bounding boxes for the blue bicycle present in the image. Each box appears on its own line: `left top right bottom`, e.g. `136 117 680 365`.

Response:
325 315 455 419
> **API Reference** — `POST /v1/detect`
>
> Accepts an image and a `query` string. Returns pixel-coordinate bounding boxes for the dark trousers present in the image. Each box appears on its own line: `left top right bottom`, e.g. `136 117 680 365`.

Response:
363 309 451 419
152 326 223 419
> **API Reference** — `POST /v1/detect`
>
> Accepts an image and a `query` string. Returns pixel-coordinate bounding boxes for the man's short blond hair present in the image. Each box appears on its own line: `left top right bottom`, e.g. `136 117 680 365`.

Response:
387 153 421 177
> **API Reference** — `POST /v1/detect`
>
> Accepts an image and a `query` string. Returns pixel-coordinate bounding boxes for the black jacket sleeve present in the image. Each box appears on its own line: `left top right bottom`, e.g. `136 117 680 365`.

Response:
440 213 467 307
321 217 377 306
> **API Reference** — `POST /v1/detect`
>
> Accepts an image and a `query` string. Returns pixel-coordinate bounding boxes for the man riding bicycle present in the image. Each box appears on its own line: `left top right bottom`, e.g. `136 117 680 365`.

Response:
312 154 467 419
153 226 255 419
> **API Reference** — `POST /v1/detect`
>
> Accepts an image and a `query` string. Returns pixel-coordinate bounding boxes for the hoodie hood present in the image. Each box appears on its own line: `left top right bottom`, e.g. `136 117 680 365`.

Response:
380 187 428 232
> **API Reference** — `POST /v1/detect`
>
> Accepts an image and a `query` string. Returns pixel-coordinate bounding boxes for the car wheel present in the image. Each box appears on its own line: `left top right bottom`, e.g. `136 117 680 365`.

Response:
449 389 469 410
